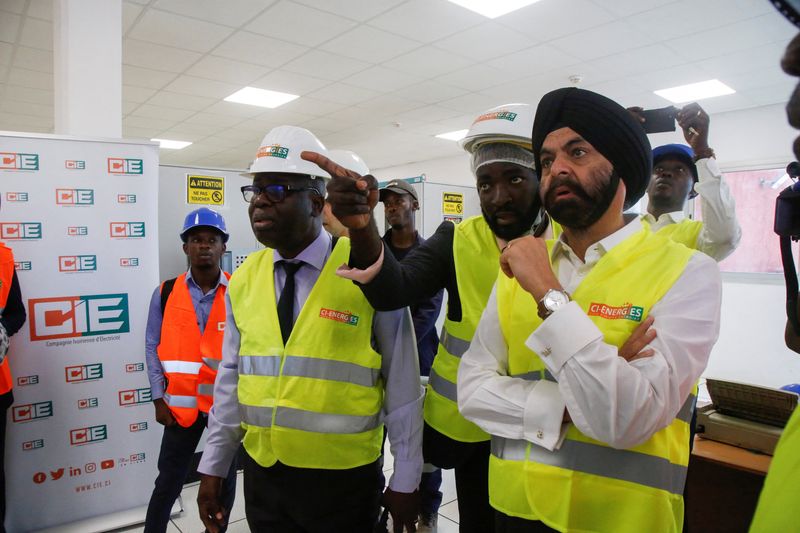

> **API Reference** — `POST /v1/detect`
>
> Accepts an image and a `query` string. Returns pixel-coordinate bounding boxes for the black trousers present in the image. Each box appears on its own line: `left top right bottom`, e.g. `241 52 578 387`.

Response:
495 512 558 532
242 453 383 533
423 423 494 533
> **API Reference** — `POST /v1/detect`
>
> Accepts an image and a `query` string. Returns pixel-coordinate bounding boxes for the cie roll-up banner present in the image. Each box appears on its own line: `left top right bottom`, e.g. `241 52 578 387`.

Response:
0 133 161 531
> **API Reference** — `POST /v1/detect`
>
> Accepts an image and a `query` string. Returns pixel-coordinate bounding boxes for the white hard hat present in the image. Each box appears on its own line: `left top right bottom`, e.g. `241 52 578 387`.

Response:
459 103 534 153
242 125 331 179
328 149 370 176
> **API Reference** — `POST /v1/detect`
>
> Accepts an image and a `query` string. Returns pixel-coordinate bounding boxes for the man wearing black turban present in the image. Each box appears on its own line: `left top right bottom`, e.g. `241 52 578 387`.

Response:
458 87 722 532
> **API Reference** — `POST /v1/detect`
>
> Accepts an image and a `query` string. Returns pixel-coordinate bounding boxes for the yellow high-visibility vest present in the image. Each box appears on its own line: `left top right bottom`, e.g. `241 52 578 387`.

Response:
424 215 496 442
644 217 703 250
492 228 696 532
230 238 384 470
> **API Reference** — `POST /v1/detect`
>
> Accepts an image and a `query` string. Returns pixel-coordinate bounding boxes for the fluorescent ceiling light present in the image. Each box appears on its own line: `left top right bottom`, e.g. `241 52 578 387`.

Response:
151 138 192 150
446 0 543 18
654 79 735 104
435 129 469 141
224 86 299 108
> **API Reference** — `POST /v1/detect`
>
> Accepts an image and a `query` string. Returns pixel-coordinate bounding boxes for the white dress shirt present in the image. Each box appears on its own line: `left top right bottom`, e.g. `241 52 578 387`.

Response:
458 218 722 451
643 157 741 261
199 229 424 492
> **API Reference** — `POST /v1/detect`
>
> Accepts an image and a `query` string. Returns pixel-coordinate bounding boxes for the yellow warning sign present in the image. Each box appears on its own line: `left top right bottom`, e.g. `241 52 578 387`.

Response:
187 175 225 205
442 192 463 215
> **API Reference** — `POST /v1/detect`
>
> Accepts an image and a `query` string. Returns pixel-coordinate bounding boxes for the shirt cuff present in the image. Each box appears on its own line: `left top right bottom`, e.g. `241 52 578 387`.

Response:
335 246 384 284
388 457 423 493
523 380 568 451
696 157 720 181
526 301 601 373
198 444 239 478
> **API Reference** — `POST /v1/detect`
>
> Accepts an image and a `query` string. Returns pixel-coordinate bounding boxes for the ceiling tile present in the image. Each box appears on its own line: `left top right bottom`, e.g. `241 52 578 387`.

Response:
124 38 203 72
204 100 270 118
383 46 473 79
355 94 424 115
13 46 52 72
199 134 249 149
19 17 51 50
123 65 176 89
182 112 244 128
4 84 52 105
664 14 795 62
596 0 678 17
185 56 270 85
292 0 406 22
496 0 614 41
693 43 788 79
122 101 139 114
587 44 686 80
438 92 505 114
635 64 710 95
245 1 357 47
151 127 209 142
27 0 53 20
434 63 515 91
124 114 180 131
130 103 196 122
394 104 464 123
308 83 381 105
250 70 331 96
346 66 422 92
152 0 275 27
214 127 264 142
488 44 582 77
163 75 240 99
369 0 484 43
278 97 347 116
7 67 51 90
0 12 21 44
122 2 144 34
212 31 308 68
123 125 161 141
0 99 52 118
147 90 217 111
127 9 234 53
0 43 13 66
282 50 371 81
0 111 52 131
434 22 539 62
300 116 351 134
0 0 25 15
744 80 795 107
550 21 658 62
320 26 421 63
394 80 469 105
122 85 159 103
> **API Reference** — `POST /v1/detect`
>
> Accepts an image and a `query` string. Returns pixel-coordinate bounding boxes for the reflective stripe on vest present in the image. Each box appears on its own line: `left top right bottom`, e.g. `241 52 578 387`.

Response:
197 383 214 396
202 357 221 371
491 437 687 495
239 355 380 387
164 393 197 408
231 238 384 470
424 216 497 443
161 361 202 374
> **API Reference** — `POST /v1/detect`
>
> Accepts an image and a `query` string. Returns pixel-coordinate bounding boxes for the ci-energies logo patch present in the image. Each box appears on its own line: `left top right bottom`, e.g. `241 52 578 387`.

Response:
587 302 644 322
473 110 518 124
319 308 359 326
256 144 289 159
28 293 130 341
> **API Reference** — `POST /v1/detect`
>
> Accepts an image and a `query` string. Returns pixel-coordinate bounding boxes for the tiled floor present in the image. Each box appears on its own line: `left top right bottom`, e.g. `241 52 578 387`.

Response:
113 450 460 532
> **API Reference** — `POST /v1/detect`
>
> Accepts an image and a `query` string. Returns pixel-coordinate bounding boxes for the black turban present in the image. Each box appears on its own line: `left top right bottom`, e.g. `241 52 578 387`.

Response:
531 87 652 209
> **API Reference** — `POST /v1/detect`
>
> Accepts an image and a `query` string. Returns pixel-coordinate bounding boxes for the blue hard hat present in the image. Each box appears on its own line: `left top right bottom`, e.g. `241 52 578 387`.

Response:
180 207 229 243
780 383 800 395
652 143 698 182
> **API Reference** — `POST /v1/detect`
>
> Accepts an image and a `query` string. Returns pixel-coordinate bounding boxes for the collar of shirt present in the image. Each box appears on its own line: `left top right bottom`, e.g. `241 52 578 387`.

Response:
273 228 331 272
641 210 686 225
185 268 228 295
552 217 644 268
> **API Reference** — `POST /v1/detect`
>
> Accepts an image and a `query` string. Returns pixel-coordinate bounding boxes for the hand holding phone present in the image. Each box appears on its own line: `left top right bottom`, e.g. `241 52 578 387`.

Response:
640 106 678 134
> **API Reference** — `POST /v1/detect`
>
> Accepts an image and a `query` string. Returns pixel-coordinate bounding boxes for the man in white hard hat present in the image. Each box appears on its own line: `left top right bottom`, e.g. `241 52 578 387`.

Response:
144 207 236 533
304 104 544 533
196 126 423 533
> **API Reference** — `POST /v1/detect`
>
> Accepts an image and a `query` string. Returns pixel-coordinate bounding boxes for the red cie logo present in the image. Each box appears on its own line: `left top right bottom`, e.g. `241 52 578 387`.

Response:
0 222 42 240
12 401 53 422
65 364 103 383
109 222 145 238
118 388 151 406
125 362 144 372
69 425 107 445
67 226 88 236
56 188 94 205
107 158 143 174
22 439 44 451
17 375 39 386
6 192 28 202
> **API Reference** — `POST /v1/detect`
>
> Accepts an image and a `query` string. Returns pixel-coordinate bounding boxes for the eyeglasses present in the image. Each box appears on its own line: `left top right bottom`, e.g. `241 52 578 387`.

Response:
241 184 321 203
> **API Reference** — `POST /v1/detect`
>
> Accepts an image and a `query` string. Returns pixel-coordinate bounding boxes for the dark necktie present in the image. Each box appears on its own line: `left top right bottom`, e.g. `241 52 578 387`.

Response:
277 261 302 344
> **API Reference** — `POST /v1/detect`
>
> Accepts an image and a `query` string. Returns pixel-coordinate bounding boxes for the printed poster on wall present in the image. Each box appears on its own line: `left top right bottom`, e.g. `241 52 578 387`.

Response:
187 174 225 206
0 132 161 531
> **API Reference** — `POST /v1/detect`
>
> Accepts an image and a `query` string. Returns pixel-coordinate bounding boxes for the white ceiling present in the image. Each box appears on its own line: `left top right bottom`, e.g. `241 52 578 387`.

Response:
0 0 796 170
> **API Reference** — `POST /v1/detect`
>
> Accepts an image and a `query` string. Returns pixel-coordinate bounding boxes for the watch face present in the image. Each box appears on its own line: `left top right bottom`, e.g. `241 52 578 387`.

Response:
544 290 569 311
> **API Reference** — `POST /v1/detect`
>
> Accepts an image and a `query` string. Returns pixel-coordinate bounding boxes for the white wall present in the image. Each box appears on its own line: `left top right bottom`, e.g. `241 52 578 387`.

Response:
371 103 800 389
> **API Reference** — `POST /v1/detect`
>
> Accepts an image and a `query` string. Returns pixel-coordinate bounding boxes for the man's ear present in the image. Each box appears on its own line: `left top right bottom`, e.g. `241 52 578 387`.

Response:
412 200 420 211
182 242 189 256
310 192 325 216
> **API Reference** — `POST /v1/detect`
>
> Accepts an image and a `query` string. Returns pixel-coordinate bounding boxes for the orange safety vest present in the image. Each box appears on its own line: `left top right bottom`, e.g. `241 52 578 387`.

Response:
156 272 229 427
0 243 15 395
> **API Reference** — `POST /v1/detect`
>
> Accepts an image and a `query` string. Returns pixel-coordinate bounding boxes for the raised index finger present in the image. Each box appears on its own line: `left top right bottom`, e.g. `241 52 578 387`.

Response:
301 150 362 180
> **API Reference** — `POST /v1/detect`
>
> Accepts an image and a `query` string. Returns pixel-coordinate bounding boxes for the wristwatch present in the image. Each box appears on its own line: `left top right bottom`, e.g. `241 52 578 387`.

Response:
539 289 570 318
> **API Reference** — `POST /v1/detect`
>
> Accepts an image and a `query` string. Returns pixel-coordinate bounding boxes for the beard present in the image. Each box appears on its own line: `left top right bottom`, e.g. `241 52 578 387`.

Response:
544 168 620 229
482 201 541 241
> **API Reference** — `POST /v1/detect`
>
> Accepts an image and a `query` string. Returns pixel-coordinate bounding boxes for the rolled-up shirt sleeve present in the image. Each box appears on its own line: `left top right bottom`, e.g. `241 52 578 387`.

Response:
458 286 568 452
693 157 741 261
198 293 244 477
375 307 424 493
527 253 721 449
